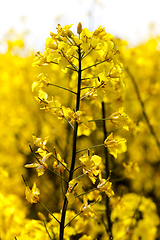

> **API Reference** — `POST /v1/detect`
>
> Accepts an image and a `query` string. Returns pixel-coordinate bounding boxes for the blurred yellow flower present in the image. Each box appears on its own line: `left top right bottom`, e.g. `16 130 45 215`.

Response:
123 161 140 179
31 73 50 92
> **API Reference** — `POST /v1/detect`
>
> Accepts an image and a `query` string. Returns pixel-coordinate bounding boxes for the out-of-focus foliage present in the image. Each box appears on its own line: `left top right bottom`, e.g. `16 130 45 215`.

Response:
1 27 160 239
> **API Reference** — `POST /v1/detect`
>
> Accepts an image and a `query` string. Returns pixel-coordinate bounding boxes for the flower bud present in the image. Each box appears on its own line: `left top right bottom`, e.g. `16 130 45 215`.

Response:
77 22 82 34
68 30 73 38
38 212 46 221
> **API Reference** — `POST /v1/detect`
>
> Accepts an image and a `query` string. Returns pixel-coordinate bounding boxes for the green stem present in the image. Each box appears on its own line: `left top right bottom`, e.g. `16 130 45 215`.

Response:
39 201 60 224
81 59 106 71
64 211 82 228
47 168 67 183
75 188 97 198
76 143 104 153
61 49 78 71
88 118 111 122
63 116 74 131
29 143 42 165
47 151 70 172
81 48 94 59
50 61 77 72
75 173 86 180
80 86 93 90
81 76 98 81
22 174 28 186
48 83 77 95
73 165 82 172
126 67 160 150
59 44 82 240
43 220 52 239
101 101 113 239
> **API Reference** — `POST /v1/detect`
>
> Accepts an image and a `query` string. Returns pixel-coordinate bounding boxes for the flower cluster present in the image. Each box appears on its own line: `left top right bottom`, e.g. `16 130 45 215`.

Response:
2 23 158 240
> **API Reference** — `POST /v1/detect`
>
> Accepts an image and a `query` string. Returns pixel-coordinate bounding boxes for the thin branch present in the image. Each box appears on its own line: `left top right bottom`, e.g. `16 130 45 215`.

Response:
126 67 160 150
50 61 77 72
88 118 111 122
22 174 28 186
75 173 86 180
61 49 78 71
76 144 104 153
39 201 60 224
81 48 94 59
81 76 98 81
80 86 93 90
64 211 82 228
47 168 68 183
48 83 77 95
43 220 52 240
73 165 82 173
81 60 107 71
75 188 97 198
63 116 74 131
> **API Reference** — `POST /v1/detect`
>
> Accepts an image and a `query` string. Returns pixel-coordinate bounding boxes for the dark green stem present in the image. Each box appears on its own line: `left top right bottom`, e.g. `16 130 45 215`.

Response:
102 101 113 239
59 45 82 240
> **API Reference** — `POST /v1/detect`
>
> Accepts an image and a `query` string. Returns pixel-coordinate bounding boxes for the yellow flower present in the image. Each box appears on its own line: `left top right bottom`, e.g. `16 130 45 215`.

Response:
25 182 40 204
53 153 67 174
80 196 97 218
32 51 48 67
62 107 83 124
32 135 48 150
25 151 52 176
65 179 83 204
97 178 115 197
79 154 102 184
104 132 127 158
56 23 73 37
109 107 130 130
31 73 50 92
123 161 140 179
40 97 64 119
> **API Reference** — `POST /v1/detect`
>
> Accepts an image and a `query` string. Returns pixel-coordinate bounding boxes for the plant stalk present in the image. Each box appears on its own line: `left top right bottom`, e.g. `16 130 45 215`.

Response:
102 101 113 239
59 45 82 240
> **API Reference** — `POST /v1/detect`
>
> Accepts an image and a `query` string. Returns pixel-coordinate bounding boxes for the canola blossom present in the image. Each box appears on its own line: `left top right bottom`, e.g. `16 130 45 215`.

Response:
1 24 160 240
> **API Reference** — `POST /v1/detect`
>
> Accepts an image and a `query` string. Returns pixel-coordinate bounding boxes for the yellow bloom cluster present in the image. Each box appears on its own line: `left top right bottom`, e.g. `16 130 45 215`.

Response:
1 24 160 240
